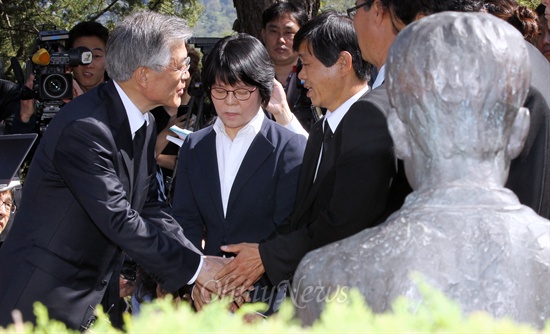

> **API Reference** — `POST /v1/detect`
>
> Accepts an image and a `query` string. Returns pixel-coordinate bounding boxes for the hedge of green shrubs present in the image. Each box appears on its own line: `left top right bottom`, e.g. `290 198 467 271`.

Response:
1 282 547 333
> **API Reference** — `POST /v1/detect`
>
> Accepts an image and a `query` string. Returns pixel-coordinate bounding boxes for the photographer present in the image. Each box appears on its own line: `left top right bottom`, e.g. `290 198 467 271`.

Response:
66 21 109 93
150 44 215 203
5 21 109 135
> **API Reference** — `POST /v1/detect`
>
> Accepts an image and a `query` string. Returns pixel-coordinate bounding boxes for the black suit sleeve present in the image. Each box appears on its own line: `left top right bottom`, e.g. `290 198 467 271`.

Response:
506 85 550 219
259 99 396 285
53 119 201 292
0 80 20 122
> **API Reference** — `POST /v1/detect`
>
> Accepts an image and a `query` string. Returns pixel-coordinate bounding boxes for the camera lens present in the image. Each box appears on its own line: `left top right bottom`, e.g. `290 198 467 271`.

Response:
42 74 69 98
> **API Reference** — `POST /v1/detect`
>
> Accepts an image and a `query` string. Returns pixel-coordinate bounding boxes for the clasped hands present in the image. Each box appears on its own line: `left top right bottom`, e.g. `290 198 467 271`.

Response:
193 243 265 311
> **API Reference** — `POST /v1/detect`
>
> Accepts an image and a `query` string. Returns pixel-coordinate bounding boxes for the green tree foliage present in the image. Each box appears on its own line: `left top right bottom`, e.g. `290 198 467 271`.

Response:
0 281 547 333
320 0 350 13
519 0 542 9
192 0 236 37
0 0 204 81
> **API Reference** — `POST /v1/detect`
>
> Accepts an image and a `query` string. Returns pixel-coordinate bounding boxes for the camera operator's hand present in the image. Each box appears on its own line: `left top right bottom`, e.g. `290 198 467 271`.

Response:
71 79 85 99
19 74 36 123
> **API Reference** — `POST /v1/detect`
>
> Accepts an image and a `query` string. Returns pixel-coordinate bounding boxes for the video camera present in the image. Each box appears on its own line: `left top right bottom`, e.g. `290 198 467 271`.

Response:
19 29 92 133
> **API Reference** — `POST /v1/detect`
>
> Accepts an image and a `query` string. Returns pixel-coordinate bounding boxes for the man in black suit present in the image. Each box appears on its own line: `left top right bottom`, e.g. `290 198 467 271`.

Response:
0 11 228 330
382 0 550 218
215 11 406 295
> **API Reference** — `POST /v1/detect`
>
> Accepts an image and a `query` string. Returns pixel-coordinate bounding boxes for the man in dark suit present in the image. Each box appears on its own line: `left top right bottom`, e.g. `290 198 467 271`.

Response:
383 0 550 218
215 11 407 294
0 11 228 330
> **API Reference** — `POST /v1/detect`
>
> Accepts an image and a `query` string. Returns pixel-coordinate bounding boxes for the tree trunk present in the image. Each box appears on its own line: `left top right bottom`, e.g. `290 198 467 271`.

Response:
232 0 320 39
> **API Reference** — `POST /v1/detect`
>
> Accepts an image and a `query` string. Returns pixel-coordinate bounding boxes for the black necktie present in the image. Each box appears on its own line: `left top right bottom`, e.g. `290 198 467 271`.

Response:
321 119 333 163
314 119 333 182
133 122 147 171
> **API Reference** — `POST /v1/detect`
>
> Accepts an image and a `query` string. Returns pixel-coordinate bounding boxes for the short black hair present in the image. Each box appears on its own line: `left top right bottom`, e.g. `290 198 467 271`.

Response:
293 10 369 81
66 21 109 49
201 33 274 106
385 0 485 25
262 2 309 28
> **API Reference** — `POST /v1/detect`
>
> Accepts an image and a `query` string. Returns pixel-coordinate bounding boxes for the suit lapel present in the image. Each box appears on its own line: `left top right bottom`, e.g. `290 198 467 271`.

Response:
291 120 324 223
103 81 134 203
312 122 337 187
227 120 274 212
195 129 226 221
131 121 155 209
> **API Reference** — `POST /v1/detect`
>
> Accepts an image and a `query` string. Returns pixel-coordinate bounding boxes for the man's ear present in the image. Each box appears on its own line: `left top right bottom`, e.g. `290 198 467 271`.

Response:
134 66 149 88
387 107 412 160
507 107 530 159
373 0 385 25
339 51 352 72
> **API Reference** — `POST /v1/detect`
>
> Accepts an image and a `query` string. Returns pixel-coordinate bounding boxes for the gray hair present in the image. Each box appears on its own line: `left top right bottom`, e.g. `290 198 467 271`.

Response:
106 10 192 82
386 12 530 158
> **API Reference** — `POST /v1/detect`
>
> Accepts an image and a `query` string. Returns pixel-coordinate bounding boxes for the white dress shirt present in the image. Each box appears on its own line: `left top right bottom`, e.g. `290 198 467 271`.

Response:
113 81 149 138
372 64 386 90
213 109 264 217
314 85 370 181
284 114 309 138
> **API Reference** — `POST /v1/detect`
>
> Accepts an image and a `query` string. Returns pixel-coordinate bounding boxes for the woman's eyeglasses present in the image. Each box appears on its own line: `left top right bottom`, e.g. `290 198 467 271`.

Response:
210 86 258 101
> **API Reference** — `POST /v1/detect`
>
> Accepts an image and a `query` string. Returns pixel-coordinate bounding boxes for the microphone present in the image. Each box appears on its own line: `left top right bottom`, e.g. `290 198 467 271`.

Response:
31 48 51 66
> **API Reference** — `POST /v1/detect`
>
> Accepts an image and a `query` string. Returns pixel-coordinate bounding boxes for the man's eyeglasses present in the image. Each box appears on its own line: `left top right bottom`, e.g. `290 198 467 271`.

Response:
0 198 16 213
347 1 374 20
161 56 191 80
210 86 258 101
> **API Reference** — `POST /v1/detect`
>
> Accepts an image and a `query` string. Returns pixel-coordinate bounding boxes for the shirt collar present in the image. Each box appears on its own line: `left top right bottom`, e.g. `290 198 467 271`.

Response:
372 64 386 90
113 80 149 136
325 85 370 133
213 107 264 138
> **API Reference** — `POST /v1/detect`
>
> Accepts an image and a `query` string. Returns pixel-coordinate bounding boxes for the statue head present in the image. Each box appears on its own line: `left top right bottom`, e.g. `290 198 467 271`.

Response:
386 12 531 189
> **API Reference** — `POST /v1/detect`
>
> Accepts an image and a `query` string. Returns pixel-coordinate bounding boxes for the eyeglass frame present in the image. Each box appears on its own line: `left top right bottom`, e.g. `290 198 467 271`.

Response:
0 198 16 214
157 56 191 80
210 86 258 101
347 0 375 19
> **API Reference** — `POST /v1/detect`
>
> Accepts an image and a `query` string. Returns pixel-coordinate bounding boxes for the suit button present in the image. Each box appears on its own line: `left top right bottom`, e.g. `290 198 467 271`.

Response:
100 280 108 286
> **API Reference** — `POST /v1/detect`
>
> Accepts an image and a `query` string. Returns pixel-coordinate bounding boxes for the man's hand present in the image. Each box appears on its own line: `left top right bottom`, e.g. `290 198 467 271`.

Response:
119 276 136 298
266 79 294 126
19 74 36 123
215 243 264 296
195 255 231 294
192 282 250 312
71 79 85 98
192 282 212 311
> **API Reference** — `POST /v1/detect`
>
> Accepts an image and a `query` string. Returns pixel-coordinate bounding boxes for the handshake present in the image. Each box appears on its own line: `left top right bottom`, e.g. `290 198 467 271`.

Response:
194 243 265 312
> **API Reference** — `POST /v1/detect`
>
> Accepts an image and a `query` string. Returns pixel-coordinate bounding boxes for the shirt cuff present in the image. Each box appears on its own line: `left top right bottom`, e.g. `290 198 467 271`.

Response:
284 116 309 138
187 255 204 285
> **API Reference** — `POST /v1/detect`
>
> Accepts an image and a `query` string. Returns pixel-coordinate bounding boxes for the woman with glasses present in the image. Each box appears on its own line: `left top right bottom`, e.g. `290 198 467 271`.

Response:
170 33 306 315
